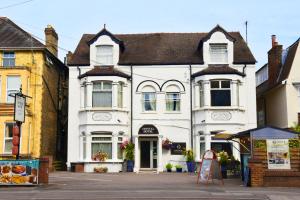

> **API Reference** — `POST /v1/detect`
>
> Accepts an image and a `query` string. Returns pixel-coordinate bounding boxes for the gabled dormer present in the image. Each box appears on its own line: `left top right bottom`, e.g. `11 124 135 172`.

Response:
88 27 124 67
201 25 235 65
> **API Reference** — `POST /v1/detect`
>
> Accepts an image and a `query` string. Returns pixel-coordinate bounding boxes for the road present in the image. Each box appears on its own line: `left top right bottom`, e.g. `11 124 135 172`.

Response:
0 172 299 200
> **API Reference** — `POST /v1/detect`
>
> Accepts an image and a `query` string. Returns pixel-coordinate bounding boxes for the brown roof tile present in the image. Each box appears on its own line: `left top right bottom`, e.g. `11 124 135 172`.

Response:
78 66 130 79
192 65 245 78
68 28 256 66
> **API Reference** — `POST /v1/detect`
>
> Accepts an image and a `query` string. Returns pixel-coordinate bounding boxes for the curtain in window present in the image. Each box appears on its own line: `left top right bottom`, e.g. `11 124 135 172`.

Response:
166 93 180 111
209 44 228 63
92 143 112 159
92 91 112 107
3 52 15 67
143 93 156 111
118 83 123 108
96 46 113 65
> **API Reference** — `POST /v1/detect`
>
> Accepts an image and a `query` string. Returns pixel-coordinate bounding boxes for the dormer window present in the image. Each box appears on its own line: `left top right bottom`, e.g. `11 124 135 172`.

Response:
96 45 113 66
209 44 228 64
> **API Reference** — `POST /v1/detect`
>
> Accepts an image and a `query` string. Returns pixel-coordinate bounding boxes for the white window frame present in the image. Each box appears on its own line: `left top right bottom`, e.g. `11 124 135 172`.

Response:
96 45 113 66
209 43 228 64
117 137 123 160
118 82 123 108
3 122 15 154
199 81 204 107
210 80 231 107
6 76 21 103
92 81 112 108
142 92 156 112
91 132 113 160
165 92 181 111
2 52 15 67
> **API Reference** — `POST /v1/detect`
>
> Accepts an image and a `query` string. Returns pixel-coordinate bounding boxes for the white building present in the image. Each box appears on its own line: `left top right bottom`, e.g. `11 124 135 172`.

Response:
67 25 257 173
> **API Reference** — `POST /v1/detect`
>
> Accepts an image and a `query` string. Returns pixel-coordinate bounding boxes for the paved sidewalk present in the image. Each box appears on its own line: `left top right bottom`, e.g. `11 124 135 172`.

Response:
0 172 299 199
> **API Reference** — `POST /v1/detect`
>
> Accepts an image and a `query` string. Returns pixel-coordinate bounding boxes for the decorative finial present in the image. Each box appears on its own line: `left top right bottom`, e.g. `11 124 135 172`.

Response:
104 24 106 29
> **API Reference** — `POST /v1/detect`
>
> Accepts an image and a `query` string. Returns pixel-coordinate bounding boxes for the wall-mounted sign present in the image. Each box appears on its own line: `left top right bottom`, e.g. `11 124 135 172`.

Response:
138 124 159 135
14 94 26 123
92 112 112 121
171 142 186 155
267 139 290 169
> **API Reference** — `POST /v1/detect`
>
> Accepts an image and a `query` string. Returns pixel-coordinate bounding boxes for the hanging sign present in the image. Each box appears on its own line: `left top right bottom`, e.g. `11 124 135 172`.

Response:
14 94 26 123
267 139 290 169
138 124 159 135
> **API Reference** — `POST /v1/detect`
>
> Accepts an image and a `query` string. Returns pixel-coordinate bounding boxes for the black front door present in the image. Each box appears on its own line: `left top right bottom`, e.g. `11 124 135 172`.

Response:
140 141 150 168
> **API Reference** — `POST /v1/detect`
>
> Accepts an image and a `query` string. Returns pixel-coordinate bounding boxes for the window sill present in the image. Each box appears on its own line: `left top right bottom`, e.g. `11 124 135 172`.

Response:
164 111 182 114
193 106 245 111
0 66 31 71
81 160 124 164
141 111 157 114
79 107 129 112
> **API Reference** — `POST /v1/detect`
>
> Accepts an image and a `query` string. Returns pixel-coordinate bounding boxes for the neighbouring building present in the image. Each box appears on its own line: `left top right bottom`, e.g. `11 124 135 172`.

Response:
0 17 68 164
67 25 256 173
256 35 300 128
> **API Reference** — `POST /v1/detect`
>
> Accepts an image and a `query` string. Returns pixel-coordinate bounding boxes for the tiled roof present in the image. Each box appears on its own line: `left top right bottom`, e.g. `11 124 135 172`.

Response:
78 66 131 79
257 40 299 97
68 28 256 66
192 65 245 78
0 17 44 48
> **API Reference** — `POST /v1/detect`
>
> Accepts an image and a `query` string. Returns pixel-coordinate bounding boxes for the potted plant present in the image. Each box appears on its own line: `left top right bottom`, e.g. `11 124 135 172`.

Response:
92 152 108 161
183 149 195 173
217 151 229 178
165 163 173 172
94 167 108 173
175 164 183 173
121 141 135 172
162 138 172 150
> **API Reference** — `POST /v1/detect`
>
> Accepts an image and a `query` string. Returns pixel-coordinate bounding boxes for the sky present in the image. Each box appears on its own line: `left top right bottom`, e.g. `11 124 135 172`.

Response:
1 0 300 69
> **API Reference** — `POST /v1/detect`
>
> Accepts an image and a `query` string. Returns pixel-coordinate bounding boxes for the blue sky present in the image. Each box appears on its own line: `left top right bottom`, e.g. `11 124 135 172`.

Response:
1 0 300 68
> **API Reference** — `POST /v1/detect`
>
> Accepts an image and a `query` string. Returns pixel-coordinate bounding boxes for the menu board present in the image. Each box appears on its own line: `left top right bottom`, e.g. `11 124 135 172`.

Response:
267 139 290 169
171 143 186 155
0 160 39 185
199 159 212 182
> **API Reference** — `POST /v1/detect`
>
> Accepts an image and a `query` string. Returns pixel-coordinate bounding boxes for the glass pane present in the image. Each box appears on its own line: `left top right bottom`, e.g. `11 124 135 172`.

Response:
118 137 122 142
200 142 205 159
210 81 219 88
93 83 102 90
91 143 112 159
3 52 15 58
4 139 12 153
118 143 123 159
5 123 14 137
92 137 112 141
92 91 112 107
221 81 230 88
211 90 231 106
96 46 113 65
103 82 112 90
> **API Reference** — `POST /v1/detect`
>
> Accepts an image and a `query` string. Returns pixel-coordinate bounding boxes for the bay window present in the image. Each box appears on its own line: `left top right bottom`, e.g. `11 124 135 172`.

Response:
199 81 204 107
96 45 113 66
92 81 112 107
142 92 156 111
210 80 231 106
118 82 123 108
166 93 180 111
209 44 228 64
3 52 15 67
117 137 123 159
4 123 14 153
7 76 21 103
91 132 112 160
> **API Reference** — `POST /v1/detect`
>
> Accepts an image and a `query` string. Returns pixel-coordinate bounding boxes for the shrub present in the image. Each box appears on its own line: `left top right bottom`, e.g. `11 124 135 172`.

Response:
165 163 173 170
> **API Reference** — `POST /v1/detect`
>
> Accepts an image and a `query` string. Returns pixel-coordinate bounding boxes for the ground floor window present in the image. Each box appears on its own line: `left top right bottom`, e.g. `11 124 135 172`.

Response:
117 137 123 159
4 123 15 153
200 138 205 159
91 132 112 159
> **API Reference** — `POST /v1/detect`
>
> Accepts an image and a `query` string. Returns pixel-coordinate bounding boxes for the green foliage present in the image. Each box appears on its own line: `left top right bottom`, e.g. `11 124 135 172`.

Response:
182 149 195 162
175 164 182 169
292 123 300 133
289 139 300 148
165 163 173 170
124 142 134 161
217 151 229 166
253 140 266 149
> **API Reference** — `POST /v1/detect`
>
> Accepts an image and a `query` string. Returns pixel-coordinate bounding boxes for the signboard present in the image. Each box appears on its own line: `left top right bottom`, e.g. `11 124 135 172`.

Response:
0 160 39 185
171 142 186 155
14 94 26 123
138 124 159 135
197 150 223 185
267 139 290 169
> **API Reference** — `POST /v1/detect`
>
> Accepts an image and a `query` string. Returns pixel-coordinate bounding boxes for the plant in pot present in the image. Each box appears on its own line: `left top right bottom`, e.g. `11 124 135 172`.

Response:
175 164 183 173
162 138 172 150
165 163 173 172
217 151 229 178
183 149 195 173
121 141 135 172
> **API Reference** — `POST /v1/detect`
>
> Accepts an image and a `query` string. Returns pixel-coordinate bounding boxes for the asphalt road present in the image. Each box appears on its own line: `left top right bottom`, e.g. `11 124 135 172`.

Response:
0 172 299 200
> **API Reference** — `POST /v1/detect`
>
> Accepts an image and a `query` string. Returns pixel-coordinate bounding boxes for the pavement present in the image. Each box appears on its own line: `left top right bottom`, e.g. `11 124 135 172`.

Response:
0 172 299 200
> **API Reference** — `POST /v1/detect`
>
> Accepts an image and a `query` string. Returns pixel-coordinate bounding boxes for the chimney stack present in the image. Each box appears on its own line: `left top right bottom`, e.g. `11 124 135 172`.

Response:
271 35 277 47
44 25 58 57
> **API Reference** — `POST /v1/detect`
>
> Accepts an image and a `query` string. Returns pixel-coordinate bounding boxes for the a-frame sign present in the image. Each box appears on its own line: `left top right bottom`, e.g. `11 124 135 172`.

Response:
197 150 223 185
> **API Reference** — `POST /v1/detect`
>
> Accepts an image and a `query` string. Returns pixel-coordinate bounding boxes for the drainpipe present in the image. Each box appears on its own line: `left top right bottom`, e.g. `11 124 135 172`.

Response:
242 64 247 75
190 65 193 149
130 65 133 142
77 66 81 77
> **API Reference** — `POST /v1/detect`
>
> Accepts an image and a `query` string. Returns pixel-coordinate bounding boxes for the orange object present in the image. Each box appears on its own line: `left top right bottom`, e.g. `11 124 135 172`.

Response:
12 136 19 146
13 125 19 136
12 146 19 155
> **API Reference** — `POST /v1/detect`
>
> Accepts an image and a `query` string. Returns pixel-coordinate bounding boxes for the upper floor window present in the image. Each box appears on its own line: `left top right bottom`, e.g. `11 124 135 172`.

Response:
199 81 204 107
256 65 268 86
4 123 14 153
209 44 228 64
96 45 113 66
2 52 15 67
118 82 123 108
210 80 231 106
92 81 112 107
142 92 156 111
6 76 21 103
166 93 180 111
